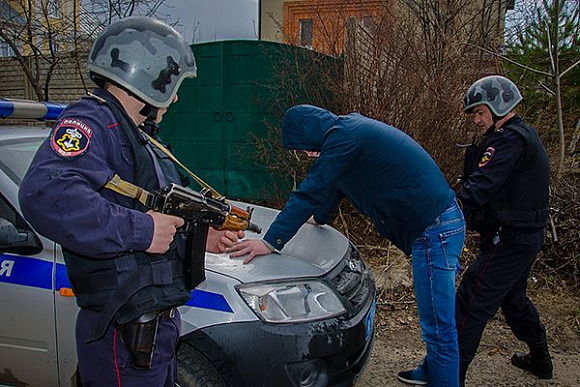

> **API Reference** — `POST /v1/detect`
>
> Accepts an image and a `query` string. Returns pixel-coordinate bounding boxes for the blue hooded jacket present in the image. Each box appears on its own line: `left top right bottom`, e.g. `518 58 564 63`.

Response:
263 105 455 255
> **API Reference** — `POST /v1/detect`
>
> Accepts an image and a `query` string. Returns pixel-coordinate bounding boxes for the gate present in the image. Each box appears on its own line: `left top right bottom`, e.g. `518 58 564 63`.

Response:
162 40 338 201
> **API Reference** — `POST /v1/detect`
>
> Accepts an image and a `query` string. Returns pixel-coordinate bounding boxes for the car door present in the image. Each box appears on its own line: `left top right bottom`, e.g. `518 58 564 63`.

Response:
54 243 80 387
0 191 60 387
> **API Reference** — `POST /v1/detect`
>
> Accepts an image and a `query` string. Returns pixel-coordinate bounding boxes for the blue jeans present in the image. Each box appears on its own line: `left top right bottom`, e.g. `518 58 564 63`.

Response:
411 199 465 387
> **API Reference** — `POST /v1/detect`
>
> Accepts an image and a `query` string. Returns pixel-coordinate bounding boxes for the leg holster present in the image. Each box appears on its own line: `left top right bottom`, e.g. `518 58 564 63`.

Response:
117 311 160 369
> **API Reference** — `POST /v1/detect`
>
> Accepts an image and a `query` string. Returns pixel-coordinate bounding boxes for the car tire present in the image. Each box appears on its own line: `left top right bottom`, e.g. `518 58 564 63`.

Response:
176 342 227 387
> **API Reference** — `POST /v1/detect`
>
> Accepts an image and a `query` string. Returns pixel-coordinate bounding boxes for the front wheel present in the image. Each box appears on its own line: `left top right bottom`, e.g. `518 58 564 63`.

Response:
176 342 227 387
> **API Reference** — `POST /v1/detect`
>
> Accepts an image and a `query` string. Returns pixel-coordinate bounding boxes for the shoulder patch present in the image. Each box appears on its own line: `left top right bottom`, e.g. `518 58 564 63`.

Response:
479 147 495 167
50 118 93 158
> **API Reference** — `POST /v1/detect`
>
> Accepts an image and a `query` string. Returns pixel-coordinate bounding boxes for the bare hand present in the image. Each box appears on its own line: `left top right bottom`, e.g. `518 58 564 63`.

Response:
146 210 185 254
206 228 245 254
228 239 272 264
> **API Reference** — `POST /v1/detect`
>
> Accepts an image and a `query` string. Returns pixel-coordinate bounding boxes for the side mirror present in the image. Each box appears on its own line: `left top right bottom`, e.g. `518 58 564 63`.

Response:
0 218 43 255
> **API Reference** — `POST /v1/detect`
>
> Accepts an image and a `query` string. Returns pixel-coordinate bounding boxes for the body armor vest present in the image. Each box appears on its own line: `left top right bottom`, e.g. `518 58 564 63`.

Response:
63 91 191 339
462 117 550 230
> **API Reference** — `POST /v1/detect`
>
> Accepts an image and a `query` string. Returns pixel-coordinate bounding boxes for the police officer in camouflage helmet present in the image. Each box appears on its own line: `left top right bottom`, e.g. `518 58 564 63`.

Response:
455 75 553 386
88 16 197 109
463 75 522 120
19 16 243 386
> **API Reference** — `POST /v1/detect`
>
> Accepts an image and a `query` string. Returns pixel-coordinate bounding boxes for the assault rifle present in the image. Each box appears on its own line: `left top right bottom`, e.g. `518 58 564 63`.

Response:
147 183 261 289
105 175 261 289
148 183 261 234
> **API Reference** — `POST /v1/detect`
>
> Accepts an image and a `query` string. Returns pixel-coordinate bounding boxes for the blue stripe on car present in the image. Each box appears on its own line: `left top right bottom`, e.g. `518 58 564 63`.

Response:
0 253 52 289
1 254 233 313
186 287 233 313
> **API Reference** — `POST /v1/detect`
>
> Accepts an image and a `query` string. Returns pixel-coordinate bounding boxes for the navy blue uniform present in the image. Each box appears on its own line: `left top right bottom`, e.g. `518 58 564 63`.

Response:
19 89 184 386
456 115 550 374
20 94 153 256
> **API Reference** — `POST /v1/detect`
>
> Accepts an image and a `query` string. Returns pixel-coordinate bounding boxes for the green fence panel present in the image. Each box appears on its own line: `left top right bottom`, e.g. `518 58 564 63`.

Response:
161 40 337 202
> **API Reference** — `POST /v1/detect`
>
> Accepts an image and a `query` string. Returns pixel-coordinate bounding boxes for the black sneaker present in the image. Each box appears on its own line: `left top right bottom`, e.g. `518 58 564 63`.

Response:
397 370 428 385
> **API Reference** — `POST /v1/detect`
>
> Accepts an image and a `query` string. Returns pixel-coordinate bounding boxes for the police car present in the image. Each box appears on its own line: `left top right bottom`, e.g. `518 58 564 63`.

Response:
0 98 376 387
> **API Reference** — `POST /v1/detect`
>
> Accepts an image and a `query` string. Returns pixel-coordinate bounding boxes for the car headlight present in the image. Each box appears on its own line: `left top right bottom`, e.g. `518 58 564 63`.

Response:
237 280 346 323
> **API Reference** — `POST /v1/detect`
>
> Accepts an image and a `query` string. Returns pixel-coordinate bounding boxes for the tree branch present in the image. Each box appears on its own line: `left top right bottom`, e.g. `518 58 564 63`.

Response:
560 59 580 79
467 43 553 77
538 80 556 96
545 20 556 74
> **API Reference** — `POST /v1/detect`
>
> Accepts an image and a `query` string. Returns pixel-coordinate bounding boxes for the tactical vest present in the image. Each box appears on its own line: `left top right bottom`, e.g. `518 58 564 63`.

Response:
63 90 191 340
462 117 550 230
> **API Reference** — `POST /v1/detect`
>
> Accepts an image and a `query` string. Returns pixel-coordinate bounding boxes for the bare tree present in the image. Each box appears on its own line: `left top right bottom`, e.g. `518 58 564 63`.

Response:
343 0 508 178
0 0 74 100
0 0 170 102
499 0 580 182
257 0 510 188
84 0 169 24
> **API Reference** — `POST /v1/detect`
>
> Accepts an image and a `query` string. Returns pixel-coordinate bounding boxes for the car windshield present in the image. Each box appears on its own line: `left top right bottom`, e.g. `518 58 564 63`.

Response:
0 137 45 186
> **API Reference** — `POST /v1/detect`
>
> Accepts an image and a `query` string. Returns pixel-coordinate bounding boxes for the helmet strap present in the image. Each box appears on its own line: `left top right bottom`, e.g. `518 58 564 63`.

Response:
140 104 160 136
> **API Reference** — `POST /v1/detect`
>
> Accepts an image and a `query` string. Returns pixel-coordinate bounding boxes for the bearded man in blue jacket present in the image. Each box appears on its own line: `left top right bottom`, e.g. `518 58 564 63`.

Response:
230 104 466 386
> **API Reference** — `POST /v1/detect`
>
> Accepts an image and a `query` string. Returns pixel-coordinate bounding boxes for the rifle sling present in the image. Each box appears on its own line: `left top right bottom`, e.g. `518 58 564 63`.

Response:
138 130 223 200
104 130 224 203
104 174 151 207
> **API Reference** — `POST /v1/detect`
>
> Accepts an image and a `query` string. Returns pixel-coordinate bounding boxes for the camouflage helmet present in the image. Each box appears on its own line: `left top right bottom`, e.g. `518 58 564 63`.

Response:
88 16 196 108
463 75 522 117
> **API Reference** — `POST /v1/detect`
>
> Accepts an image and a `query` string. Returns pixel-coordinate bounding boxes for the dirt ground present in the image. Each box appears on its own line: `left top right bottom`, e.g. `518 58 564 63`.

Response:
354 284 580 387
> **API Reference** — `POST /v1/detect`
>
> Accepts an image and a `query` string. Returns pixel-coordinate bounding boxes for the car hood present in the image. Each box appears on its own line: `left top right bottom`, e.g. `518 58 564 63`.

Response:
205 201 349 283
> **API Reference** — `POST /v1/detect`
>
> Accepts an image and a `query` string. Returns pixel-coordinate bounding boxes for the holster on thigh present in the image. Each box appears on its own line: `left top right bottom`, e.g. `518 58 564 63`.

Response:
117 311 160 370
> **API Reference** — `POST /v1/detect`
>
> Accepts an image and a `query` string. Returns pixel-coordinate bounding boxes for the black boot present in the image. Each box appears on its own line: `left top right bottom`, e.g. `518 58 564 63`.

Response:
511 341 553 379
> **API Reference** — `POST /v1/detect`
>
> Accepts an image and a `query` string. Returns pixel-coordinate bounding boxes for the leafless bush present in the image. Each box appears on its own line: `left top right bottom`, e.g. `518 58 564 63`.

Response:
540 176 580 287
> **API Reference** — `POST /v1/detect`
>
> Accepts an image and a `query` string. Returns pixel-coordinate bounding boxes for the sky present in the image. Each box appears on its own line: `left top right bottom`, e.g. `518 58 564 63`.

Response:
162 0 260 44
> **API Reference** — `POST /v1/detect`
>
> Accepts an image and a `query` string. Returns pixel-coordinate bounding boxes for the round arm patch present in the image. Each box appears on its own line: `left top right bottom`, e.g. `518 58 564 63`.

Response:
50 118 93 158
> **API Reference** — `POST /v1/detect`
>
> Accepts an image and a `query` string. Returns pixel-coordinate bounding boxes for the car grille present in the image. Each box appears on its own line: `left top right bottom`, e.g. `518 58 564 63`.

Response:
326 243 375 318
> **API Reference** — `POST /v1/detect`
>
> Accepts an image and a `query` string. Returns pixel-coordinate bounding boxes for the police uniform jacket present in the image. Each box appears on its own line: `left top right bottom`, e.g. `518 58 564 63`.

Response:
458 115 550 230
264 105 455 255
19 89 190 336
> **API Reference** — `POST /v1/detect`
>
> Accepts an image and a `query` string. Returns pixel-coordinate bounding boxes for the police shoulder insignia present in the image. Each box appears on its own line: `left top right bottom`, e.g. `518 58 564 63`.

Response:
479 147 495 167
50 118 93 158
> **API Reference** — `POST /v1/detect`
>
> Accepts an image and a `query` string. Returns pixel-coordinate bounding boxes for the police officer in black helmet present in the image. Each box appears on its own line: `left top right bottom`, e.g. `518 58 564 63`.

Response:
456 75 552 385
19 17 243 386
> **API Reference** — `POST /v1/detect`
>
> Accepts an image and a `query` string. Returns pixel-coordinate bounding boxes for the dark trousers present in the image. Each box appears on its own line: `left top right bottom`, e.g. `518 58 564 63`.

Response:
456 227 547 370
76 308 181 387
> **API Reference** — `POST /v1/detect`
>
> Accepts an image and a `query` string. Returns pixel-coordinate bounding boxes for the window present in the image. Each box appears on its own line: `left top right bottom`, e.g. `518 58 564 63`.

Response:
0 137 46 186
0 194 17 227
47 0 61 18
361 16 377 35
50 39 62 54
0 192 40 248
299 19 313 48
0 39 15 58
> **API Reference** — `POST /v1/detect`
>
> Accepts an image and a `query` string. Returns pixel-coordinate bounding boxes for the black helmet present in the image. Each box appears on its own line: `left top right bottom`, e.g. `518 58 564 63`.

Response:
463 75 522 118
88 16 197 108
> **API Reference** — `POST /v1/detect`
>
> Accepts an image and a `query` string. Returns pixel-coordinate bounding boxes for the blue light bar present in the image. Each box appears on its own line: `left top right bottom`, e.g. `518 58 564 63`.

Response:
0 98 67 120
